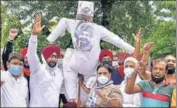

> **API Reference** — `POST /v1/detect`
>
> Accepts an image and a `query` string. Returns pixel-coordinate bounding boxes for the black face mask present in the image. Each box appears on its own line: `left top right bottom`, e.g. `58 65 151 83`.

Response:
102 61 112 67
151 74 165 84
48 62 57 68
167 68 175 74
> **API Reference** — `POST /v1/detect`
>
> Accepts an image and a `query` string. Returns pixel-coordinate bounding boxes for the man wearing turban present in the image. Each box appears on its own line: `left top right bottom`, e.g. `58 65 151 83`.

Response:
27 14 63 107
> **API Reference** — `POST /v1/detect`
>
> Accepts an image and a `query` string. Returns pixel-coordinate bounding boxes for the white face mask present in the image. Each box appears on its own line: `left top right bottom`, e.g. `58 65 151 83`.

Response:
124 67 135 78
97 75 109 85
58 59 63 66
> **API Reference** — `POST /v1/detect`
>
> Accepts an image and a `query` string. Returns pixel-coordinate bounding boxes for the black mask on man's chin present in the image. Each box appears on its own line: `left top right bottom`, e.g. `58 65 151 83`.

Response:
102 61 112 67
151 74 165 84
167 69 175 74
48 62 57 68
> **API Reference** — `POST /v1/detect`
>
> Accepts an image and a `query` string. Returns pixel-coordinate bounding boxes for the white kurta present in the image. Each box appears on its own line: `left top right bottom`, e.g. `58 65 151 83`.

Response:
120 75 142 107
28 36 63 107
1 71 28 107
47 18 135 100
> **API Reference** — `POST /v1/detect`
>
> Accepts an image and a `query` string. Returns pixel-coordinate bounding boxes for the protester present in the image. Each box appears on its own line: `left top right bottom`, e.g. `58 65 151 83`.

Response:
2 28 31 101
125 59 175 107
2 28 31 81
99 50 124 85
164 55 176 86
120 29 154 107
28 14 63 107
1 53 28 107
80 63 123 107
120 57 142 107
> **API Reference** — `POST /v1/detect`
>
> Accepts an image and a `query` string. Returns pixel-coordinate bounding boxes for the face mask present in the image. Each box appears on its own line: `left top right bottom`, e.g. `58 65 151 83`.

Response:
58 59 63 67
112 61 118 67
167 67 175 74
9 64 23 76
151 74 165 84
97 75 109 85
48 62 57 68
102 61 112 66
124 67 135 78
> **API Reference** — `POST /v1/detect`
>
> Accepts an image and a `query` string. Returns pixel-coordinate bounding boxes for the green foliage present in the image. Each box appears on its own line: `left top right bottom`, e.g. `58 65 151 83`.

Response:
101 1 156 51
1 1 176 59
143 21 176 59
154 1 176 20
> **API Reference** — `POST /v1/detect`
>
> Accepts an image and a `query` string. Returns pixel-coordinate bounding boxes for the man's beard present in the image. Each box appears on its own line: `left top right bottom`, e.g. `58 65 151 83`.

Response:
151 74 165 84
48 62 57 68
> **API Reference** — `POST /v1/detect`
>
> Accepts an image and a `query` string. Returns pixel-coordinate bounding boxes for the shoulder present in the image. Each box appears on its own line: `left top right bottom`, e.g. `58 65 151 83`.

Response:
59 17 77 24
20 76 28 84
137 80 150 88
110 84 121 93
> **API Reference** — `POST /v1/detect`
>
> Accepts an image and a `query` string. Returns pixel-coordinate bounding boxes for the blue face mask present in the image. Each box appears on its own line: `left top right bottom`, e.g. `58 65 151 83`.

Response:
9 64 23 76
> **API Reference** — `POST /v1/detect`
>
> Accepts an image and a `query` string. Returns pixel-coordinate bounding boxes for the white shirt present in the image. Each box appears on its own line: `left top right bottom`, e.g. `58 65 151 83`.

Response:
120 75 142 107
28 36 63 107
1 71 28 107
47 18 134 75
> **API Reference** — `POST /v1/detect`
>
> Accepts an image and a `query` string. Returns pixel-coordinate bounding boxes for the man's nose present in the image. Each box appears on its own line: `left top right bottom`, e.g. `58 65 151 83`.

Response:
155 69 160 74
169 60 174 65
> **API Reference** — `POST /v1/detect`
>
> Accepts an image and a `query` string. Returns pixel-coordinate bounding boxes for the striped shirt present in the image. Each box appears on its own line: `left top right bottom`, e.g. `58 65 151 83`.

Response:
138 80 174 107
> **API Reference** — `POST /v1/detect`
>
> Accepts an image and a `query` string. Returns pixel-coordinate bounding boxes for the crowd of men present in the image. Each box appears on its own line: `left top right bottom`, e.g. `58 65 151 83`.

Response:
1 1 176 107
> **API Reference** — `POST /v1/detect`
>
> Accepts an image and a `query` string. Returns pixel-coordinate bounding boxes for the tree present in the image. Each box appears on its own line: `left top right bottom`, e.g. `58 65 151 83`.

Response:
101 1 156 51
1 1 175 59
144 21 176 59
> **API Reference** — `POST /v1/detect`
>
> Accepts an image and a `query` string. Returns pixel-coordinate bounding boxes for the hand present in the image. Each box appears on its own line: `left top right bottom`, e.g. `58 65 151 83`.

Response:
8 28 19 40
133 28 143 43
78 79 84 87
135 61 147 75
143 42 154 54
32 13 45 35
78 74 84 86
96 90 106 99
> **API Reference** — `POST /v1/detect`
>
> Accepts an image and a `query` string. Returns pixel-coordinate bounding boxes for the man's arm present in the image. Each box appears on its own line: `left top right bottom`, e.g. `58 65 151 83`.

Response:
2 41 13 71
140 42 154 80
2 28 19 70
100 26 134 54
47 18 73 43
125 71 142 94
27 14 45 73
